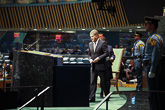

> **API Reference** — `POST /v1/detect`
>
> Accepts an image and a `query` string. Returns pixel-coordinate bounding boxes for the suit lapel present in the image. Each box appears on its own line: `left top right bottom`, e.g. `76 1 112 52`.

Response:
95 39 100 53
90 42 94 53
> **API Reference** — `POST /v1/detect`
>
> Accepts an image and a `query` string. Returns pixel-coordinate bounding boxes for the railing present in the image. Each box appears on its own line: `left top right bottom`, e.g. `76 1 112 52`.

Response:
93 91 113 110
0 86 52 110
18 86 50 110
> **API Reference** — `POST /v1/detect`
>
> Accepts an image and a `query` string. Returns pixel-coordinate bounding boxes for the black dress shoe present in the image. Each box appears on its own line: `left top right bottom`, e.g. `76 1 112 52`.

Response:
100 93 103 98
100 91 104 98
89 98 95 102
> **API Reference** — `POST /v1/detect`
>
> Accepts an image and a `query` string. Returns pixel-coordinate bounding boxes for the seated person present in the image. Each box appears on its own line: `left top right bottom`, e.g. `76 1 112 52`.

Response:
72 46 81 55
8 64 13 77
119 59 136 82
0 62 10 78
125 59 136 80
61 48 67 54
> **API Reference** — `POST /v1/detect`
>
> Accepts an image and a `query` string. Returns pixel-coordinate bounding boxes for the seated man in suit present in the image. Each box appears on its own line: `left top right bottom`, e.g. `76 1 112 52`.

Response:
0 62 10 78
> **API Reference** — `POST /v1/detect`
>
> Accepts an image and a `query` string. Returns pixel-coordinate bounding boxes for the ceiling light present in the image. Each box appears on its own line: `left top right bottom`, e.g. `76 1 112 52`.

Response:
103 27 106 29
129 30 132 32
65 31 76 33
82 29 85 30
58 29 62 30
137 26 141 29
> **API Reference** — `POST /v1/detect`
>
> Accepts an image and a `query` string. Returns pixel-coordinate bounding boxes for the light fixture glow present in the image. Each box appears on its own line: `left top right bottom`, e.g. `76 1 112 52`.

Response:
137 26 141 28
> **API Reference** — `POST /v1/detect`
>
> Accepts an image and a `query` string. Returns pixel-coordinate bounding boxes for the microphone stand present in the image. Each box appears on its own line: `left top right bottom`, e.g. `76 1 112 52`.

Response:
24 39 39 51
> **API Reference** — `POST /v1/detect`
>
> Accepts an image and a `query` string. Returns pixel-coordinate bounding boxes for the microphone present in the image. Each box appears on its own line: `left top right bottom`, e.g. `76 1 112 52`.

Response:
24 39 39 51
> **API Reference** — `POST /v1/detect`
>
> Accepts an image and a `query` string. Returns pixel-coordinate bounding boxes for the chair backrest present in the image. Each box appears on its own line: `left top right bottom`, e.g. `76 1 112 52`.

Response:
112 48 124 73
63 57 69 62
4 60 10 64
69 57 76 62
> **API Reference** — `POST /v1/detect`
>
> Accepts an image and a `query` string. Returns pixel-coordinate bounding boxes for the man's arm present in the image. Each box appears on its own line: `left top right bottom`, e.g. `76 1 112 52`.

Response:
88 43 93 63
139 41 145 58
148 37 161 78
98 41 109 60
150 41 160 73
109 46 115 61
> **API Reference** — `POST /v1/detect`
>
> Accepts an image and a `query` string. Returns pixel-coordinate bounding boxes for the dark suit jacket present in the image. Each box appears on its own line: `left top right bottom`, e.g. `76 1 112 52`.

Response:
88 39 109 71
107 45 115 66
106 45 115 79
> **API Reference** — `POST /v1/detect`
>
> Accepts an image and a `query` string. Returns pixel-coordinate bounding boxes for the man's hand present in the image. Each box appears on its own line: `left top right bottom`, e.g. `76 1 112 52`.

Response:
93 57 99 63
109 57 114 62
148 72 155 78
89 59 94 64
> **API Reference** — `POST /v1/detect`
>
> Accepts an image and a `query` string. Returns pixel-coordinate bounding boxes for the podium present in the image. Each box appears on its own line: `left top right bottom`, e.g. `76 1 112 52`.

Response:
12 50 62 107
12 50 90 107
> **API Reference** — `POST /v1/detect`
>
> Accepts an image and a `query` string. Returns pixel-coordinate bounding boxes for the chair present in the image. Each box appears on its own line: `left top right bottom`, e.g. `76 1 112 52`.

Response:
69 57 76 62
96 49 124 92
111 48 124 92
70 62 77 64
63 57 69 64
4 60 10 64
63 62 69 64
82 58 90 64
77 62 84 64
69 57 77 64
77 58 83 62
3 56 9 61
77 58 84 64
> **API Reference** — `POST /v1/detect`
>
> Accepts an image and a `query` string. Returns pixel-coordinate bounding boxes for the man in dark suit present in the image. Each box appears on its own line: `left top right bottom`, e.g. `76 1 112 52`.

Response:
99 36 115 98
88 30 109 102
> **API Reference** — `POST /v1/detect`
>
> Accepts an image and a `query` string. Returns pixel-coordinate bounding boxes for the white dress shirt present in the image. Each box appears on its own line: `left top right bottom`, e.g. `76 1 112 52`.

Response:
93 39 99 52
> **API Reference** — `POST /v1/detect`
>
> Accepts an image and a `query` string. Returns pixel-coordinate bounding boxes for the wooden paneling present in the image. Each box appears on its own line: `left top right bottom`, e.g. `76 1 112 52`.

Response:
13 7 19 29
50 5 56 29
5 7 10 29
41 6 48 29
0 1 132 30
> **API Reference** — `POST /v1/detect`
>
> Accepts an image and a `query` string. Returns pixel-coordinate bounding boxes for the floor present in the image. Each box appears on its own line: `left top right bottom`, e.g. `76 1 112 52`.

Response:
7 87 148 110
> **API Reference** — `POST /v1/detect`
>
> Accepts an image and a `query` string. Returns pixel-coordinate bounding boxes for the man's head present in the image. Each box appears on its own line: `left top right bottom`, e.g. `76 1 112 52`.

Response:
99 36 106 41
129 59 134 66
90 29 99 42
144 16 160 32
2 62 7 68
134 32 142 41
